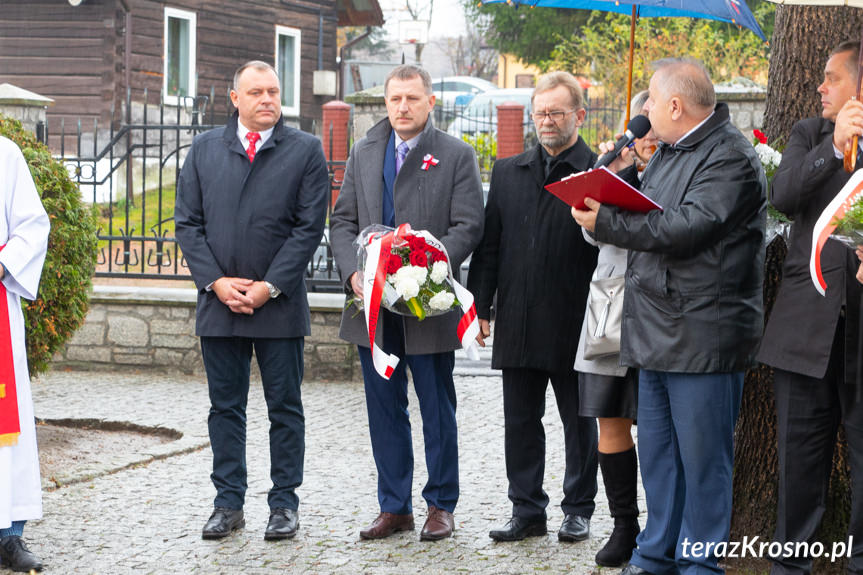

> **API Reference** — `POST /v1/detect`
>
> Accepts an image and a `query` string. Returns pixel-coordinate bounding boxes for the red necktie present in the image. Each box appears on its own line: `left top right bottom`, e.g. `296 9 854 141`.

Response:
246 132 261 163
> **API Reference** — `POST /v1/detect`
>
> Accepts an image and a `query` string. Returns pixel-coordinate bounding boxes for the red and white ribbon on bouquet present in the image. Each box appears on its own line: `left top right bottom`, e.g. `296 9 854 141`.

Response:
810 169 863 295
363 223 480 380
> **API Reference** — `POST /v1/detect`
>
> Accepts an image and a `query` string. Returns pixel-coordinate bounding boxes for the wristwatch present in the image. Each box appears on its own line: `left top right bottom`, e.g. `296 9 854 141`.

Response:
264 281 281 299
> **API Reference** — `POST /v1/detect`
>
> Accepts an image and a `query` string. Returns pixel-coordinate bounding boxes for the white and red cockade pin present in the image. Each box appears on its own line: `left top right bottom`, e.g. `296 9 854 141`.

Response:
421 154 440 171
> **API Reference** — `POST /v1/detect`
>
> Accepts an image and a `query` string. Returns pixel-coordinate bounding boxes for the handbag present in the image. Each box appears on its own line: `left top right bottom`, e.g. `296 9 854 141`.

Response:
583 274 625 360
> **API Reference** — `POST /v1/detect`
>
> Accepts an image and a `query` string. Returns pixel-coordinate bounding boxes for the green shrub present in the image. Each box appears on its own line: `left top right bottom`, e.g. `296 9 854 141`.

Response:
461 133 497 181
0 114 99 375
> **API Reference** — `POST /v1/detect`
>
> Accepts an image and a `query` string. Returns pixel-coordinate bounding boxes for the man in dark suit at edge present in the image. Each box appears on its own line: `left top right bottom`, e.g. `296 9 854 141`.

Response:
175 60 329 542
758 40 863 574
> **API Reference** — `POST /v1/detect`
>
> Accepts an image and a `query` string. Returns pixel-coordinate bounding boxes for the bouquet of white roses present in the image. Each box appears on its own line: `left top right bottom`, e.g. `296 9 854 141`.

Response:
352 224 459 320
351 223 481 380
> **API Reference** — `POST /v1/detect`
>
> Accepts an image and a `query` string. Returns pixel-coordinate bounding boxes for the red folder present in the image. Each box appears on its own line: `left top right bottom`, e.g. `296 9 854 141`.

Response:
545 166 663 213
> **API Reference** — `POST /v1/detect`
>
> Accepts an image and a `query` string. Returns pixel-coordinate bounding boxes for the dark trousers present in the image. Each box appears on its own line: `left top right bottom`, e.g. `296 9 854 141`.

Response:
772 323 863 575
501 368 598 520
200 336 305 511
357 311 459 515
630 370 743 575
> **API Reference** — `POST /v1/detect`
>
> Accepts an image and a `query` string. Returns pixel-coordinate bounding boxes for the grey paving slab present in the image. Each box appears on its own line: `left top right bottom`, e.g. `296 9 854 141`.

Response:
23 365 641 574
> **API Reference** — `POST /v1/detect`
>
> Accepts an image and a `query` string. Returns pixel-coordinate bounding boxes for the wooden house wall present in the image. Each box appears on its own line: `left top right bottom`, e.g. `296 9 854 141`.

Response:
0 0 118 136
0 0 339 143
123 0 340 125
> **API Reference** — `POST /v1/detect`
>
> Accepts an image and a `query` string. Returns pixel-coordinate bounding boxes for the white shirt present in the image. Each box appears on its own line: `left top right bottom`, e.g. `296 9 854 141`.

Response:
237 120 274 151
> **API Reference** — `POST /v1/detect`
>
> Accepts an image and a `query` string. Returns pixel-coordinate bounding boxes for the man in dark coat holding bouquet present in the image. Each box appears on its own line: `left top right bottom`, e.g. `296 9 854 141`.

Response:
467 71 599 543
330 64 484 542
757 40 863 574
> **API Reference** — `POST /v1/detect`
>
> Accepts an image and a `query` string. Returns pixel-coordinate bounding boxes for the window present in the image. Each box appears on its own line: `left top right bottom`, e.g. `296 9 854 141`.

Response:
275 26 301 117
163 7 196 105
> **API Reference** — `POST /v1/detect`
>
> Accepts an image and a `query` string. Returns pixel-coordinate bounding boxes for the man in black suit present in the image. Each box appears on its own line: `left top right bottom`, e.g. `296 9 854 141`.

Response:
175 60 329 542
757 41 863 574
468 71 599 544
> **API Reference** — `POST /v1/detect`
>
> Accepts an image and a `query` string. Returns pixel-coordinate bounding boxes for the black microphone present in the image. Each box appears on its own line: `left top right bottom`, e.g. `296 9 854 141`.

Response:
593 114 651 169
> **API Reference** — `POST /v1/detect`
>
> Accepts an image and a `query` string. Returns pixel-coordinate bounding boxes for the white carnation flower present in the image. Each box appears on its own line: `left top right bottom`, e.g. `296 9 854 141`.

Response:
428 291 455 311
430 261 449 284
755 143 782 169
394 276 420 300
398 264 427 285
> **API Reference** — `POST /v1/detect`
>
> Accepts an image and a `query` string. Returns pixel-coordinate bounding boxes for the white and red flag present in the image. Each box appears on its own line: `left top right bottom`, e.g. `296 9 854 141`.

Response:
810 170 863 295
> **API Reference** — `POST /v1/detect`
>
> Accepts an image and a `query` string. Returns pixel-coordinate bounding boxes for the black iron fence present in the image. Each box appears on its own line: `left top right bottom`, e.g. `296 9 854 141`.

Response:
45 89 344 292
442 90 626 172
43 89 624 291
431 90 626 183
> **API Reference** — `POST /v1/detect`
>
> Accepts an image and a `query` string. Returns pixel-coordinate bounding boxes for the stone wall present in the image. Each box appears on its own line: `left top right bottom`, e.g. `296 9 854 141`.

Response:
54 286 362 383
716 78 766 134
0 83 53 138
345 85 386 143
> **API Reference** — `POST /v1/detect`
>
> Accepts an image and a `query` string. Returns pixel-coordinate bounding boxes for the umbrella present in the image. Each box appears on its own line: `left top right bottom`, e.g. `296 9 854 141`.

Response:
480 0 767 122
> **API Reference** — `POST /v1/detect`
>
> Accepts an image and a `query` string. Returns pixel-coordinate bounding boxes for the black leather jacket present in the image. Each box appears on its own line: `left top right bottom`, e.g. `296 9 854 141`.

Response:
594 103 767 373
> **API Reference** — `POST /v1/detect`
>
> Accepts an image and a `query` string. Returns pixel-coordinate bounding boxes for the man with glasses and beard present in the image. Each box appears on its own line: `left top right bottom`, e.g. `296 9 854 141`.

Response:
468 71 599 544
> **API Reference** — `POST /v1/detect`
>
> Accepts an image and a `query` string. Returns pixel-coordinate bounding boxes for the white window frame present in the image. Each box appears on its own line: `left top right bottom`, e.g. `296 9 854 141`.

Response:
275 25 301 117
163 7 197 106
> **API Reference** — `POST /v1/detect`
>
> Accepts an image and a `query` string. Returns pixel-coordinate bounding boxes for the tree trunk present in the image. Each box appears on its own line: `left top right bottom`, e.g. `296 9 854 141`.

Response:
730 7 863 573
763 6 863 143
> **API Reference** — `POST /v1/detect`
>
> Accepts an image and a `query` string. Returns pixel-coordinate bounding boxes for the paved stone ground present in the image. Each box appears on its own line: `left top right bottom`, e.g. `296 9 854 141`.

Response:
21 348 642 574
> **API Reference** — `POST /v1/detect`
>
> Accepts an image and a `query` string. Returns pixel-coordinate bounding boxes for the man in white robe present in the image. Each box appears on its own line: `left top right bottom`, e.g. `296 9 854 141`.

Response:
0 135 49 573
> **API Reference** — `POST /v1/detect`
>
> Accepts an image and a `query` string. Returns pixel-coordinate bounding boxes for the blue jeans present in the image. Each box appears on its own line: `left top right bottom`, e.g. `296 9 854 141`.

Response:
630 370 743 575
0 521 24 537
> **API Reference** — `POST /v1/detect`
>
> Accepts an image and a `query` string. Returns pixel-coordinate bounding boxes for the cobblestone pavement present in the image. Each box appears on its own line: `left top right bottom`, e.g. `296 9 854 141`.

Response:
23 349 643 575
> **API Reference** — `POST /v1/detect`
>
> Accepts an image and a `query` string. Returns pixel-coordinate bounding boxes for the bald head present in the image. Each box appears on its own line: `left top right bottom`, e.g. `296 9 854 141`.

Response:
645 58 716 144
652 58 716 113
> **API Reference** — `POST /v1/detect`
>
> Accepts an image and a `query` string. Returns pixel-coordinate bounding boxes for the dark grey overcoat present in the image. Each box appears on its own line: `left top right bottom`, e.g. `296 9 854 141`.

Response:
329 116 484 354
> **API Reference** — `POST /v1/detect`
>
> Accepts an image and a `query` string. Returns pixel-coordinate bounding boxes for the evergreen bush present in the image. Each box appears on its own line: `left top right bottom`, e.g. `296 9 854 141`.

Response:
0 114 99 375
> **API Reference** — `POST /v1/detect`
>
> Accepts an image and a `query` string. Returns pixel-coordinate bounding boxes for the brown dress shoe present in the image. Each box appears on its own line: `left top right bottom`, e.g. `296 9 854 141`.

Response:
420 506 454 541
359 512 415 540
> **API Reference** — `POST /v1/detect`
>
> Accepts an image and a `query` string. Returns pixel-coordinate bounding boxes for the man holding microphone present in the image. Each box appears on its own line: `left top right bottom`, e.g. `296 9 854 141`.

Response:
573 58 766 575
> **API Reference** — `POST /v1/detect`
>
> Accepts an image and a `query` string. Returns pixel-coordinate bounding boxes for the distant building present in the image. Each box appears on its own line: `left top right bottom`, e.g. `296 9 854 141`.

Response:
497 54 539 89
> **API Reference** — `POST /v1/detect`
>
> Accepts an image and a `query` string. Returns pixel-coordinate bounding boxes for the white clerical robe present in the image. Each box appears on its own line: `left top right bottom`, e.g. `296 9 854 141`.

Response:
0 136 49 529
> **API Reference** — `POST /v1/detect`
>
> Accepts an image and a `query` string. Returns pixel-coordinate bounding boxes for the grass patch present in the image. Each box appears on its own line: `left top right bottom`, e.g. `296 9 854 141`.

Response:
98 185 177 239
95 185 184 275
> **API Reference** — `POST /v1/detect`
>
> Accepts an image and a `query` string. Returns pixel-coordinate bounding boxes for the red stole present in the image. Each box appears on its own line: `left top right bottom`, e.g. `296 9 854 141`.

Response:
0 244 19 447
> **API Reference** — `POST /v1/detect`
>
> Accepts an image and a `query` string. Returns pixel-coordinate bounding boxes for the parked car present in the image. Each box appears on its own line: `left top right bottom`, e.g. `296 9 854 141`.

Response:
446 88 536 144
430 76 499 111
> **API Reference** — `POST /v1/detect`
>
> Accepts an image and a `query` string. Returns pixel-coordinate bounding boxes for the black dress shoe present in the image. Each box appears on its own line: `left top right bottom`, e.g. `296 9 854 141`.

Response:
489 516 547 541
202 507 245 540
265 508 299 540
558 514 590 542
0 536 43 572
619 564 654 575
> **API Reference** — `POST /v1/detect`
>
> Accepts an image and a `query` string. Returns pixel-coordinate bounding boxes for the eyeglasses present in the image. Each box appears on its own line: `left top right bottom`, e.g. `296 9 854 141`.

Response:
531 109 576 123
